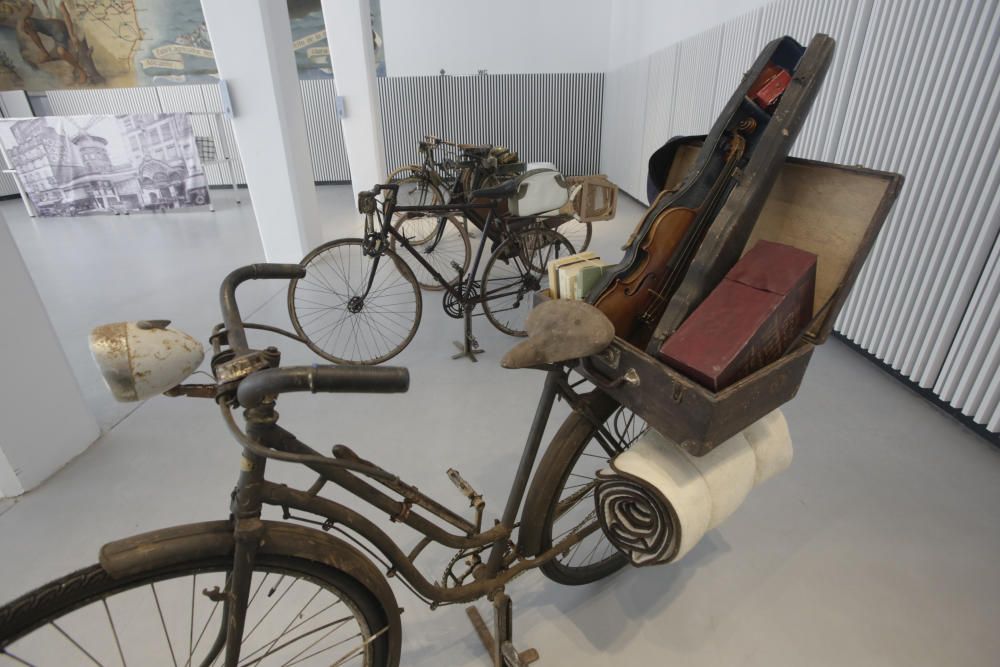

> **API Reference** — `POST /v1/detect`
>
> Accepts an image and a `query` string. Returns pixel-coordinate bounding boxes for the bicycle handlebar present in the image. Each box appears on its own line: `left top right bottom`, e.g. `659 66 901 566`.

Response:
237 365 410 408
220 263 306 354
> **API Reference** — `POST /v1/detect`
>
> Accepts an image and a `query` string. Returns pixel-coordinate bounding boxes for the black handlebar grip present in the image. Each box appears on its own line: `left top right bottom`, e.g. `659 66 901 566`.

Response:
237 365 410 409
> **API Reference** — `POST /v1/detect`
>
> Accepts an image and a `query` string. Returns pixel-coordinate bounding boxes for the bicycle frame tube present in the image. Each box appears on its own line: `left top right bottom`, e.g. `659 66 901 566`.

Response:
384 200 502 303
227 368 593 610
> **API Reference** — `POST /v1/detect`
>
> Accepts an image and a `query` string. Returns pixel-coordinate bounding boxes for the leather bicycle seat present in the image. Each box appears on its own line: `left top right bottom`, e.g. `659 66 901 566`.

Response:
501 300 615 369
470 179 519 200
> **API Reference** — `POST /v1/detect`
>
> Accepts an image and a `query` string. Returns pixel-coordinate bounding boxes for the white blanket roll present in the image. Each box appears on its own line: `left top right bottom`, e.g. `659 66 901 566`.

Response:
595 409 793 566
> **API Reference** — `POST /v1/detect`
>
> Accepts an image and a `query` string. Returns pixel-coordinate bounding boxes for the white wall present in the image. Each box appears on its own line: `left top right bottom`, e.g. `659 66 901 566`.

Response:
0 214 99 496
607 0 772 69
381 0 612 75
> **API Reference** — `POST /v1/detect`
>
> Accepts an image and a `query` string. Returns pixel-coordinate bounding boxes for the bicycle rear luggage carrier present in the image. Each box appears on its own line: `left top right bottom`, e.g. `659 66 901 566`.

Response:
539 142 902 456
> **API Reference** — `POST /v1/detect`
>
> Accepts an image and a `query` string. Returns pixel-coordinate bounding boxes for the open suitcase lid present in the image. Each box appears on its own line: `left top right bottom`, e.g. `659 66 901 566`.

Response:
656 137 903 345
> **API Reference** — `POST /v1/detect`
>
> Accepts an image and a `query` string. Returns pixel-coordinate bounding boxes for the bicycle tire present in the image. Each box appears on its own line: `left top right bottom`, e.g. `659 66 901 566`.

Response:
553 218 592 254
0 554 393 666
289 239 422 365
387 171 445 209
480 229 574 336
521 391 648 586
390 213 470 291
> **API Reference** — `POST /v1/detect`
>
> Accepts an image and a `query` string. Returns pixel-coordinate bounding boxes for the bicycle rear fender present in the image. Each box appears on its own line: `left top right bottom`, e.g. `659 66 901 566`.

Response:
99 519 402 666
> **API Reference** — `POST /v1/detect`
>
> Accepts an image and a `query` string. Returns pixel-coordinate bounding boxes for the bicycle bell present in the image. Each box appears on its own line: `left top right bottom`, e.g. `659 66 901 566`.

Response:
89 320 204 402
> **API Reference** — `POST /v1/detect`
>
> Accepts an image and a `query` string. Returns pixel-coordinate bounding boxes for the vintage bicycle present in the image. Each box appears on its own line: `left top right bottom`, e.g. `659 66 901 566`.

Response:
287 183 576 365
388 135 593 258
0 261 647 667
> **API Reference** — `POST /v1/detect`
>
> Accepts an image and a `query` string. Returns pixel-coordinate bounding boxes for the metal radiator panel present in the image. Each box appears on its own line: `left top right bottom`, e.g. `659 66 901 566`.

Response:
0 91 29 196
444 73 603 176
300 79 350 181
639 43 680 203
758 0 873 161
378 76 444 174
670 26 722 139
834 0 1000 418
44 82 354 188
600 59 649 197
935 232 1000 431
712 9 763 118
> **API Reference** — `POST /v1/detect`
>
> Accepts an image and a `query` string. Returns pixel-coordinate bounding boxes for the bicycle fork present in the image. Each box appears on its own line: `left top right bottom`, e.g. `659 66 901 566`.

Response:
203 440 269 667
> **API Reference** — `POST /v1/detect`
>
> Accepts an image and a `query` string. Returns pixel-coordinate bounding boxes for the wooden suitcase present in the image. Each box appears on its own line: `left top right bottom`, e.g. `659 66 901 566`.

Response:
542 143 902 456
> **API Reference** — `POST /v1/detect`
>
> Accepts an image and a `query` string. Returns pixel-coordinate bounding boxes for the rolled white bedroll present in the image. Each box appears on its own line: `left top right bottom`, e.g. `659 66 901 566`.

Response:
594 409 793 566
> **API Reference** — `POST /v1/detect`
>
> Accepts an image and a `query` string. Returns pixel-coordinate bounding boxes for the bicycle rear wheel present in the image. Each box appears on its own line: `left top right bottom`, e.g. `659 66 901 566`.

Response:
390 213 470 290
0 554 393 666
553 218 592 253
480 229 574 336
289 239 422 365
523 391 648 585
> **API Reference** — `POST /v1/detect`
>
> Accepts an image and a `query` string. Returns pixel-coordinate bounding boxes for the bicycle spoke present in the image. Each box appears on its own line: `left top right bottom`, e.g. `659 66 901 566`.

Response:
239 587 321 667
102 598 126 667
327 627 389 667
238 615 355 667
242 577 299 644
1 649 35 666
50 621 104 666
151 583 179 667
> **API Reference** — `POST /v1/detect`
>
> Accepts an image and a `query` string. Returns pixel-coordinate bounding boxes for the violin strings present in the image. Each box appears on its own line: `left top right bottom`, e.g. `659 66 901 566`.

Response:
638 130 747 323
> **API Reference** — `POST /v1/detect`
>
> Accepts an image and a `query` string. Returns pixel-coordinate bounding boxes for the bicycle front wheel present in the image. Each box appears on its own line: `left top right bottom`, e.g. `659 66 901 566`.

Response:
0 554 393 666
480 229 574 336
387 170 444 208
289 239 422 365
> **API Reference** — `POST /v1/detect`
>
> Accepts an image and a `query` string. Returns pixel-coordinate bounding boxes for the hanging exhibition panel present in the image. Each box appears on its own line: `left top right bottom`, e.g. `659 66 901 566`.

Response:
0 113 210 216
0 0 386 92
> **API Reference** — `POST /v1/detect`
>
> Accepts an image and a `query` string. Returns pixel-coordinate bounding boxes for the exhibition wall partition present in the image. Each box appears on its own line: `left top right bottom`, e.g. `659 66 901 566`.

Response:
378 73 604 176
600 0 1000 435
6 72 606 199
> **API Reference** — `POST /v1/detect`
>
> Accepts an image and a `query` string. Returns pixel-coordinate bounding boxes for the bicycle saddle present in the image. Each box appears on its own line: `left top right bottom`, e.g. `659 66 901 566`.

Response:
501 300 615 369
470 179 519 200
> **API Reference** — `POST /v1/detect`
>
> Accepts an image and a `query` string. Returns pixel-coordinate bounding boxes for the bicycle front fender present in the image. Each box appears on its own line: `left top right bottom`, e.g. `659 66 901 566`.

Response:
99 519 402 665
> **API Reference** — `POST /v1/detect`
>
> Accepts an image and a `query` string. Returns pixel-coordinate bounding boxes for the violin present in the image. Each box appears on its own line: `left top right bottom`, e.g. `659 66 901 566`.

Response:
592 129 749 345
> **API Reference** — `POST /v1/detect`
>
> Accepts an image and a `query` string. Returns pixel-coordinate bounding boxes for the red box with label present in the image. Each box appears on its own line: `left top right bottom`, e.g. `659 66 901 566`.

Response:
657 240 816 391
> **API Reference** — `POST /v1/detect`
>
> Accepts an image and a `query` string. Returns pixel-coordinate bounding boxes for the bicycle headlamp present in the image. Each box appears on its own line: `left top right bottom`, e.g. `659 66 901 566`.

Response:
89 320 205 402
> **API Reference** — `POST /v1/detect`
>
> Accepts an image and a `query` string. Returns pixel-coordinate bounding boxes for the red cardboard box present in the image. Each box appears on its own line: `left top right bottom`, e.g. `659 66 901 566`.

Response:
657 240 816 391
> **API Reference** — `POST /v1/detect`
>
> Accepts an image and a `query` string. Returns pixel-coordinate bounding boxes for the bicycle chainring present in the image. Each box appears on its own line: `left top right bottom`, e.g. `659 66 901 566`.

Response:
442 280 480 319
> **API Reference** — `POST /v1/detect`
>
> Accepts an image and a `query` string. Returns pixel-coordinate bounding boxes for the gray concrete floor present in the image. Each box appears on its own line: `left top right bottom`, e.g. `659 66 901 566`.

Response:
2 186 999 665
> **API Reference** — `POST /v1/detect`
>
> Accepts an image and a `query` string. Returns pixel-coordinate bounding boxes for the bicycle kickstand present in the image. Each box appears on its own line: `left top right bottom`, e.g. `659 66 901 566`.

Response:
466 589 539 666
452 306 485 362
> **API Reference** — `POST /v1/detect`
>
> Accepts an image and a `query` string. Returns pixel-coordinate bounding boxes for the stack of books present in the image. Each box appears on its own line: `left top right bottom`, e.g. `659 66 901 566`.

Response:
547 252 613 301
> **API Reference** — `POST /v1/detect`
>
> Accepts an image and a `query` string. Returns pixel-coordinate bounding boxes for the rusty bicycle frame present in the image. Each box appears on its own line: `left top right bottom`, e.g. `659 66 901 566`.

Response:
320 183 569 361
392 137 578 245
123 258 620 667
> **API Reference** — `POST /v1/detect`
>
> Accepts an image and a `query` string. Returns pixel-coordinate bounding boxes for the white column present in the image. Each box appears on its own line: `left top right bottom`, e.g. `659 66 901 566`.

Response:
200 0 323 262
0 215 99 497
321 0 387 199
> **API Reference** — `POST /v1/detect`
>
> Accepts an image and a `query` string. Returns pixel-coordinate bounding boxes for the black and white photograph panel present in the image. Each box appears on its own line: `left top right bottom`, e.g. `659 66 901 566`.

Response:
0 113 210 217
